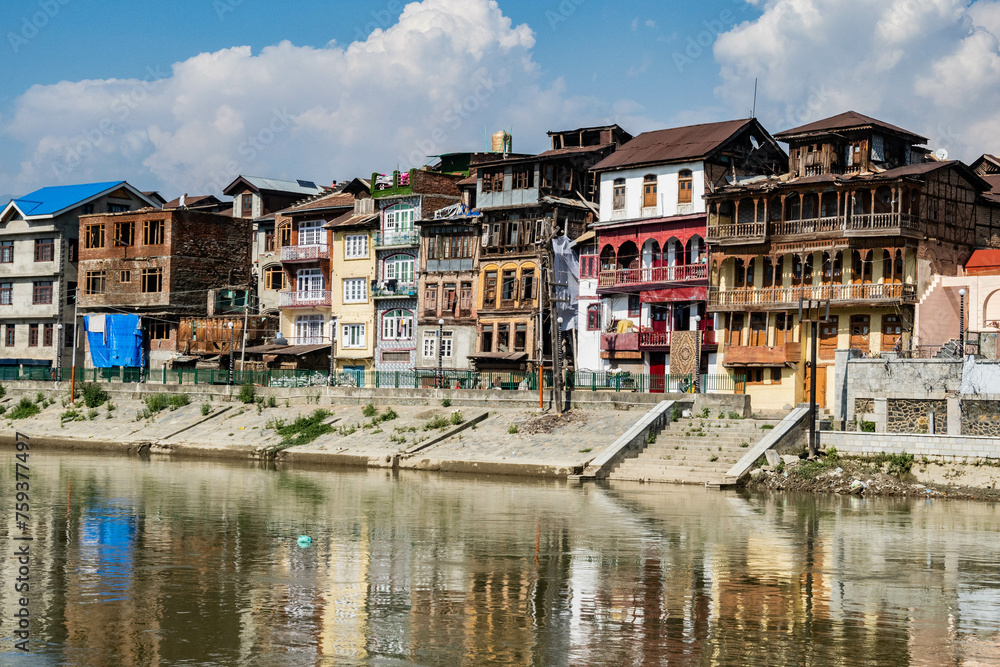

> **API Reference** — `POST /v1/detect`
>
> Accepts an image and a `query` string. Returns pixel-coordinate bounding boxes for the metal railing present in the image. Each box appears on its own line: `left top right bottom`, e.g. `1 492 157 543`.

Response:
374 231 420 247
709 283 916 307
597 263 707 288
371 284 417 298
278 290 332 308
7 367 746 395
280 244 329 262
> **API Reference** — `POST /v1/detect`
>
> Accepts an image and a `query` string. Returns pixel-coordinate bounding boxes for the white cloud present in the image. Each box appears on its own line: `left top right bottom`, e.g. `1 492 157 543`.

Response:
0 0 619 198
645 19 656 28
713 0 1000 160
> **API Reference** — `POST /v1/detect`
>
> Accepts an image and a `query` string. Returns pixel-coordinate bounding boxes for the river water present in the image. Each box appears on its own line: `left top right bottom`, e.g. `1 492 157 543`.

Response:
1 449 999 666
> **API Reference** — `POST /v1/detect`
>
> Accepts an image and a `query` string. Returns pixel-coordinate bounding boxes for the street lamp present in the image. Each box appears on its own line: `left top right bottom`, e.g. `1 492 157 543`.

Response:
228 321 235 385
437 318 445 388
328 316 338 386
959 288 966 355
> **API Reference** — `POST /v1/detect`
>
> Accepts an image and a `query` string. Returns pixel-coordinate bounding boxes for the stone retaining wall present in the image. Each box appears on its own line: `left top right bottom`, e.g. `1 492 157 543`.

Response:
823 431 1000 461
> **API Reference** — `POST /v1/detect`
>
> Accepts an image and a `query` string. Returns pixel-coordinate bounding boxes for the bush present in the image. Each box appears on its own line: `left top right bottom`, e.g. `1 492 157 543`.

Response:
273 409 334 447
36 392 45 404
143 394 171 413
170 394 190 408
87 409 99 420
699 407 710 419
727 411 742 420
266 396 277 408
9 397 40 420
81 383 108 408
0 383 6 399
424 415 451 430
508 423 519 434
826 446 840 462
201 403 211 416
237 382 255 404
860 420 876 432
441 397 452 407
362 403 378 417
60 409 85 423
449 411 464 426
671 407 680 422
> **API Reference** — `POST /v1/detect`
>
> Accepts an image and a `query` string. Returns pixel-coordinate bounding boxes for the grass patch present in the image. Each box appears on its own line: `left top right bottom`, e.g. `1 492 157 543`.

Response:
579 447 593 453
449 411 464 426
201 403 212 416
362 403 378 417
508 423 519 434
274 410 334 448
61 408 86 423
9 397 40 420
760 424 774 430
424 415 451 431
727 411 742 420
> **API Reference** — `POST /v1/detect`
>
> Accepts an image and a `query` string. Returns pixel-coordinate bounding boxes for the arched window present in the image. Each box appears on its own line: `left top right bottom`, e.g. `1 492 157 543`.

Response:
383 254 415 284
643 175 657 208
382 309 413 341
678 170 693 204
612 178 626 210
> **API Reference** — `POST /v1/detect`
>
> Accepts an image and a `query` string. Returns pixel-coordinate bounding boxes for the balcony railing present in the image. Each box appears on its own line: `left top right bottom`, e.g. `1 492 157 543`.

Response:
374 230 420 247
849 212 919 232
598 263 708 288
372 284 417 298
724 342 802 366
709 283 916 308
710 212 922 242
280 244 329 262
279 290 332 308
771 216 843 236
707 222 765 240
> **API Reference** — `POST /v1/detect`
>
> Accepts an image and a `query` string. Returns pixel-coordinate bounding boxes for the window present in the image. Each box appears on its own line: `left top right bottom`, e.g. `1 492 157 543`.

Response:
149 322 170 340
850 314 870 352
114 221 134 246
513 166 534 189
483 270 498 307
382 310 413 340
587 304 602 331
819 315 839 360
0 241 12 263
423 334 437 358
501 269 517 304
384 204 414 233
342 323 366 349
771 368 782 384
85 223 105 249
774 313 793 346
496 323 510 352
424 284 438 315
643 175 657 208
459 282 473 316
882 314 903 352
143 219 164 245
107 203 130 213
264 231 275 252
64 325 73 348
86 271 106 295
428 232 474 259
749 313 767 346
345 234 368 259
514 323 526 352
728 313 744 347
297 219 324 245
482 169 504 193
612 178 626 210
628 294 641 318
0 283 12 305
443 283 457 313
383 351 410 364
241 194 253 217
120 270 131 283
580 244 598 278
34 238 54 262
264 265 284 291
33 281 53 305
678 170 693 204
4 324 12 347
68 238 78 262
279 226 291 248
384 254 415 284
344 278 367 303
296 268 324 293
521 269 536 302
295 314 325 345
141 268 163 293
28 324 38 347
746 368 780 385
43 323 53 347
81 203 94 215
480 324 494 352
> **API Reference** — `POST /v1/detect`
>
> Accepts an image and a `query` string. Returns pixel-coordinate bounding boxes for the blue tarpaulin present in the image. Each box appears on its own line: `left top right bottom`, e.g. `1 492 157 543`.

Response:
85 314 143 368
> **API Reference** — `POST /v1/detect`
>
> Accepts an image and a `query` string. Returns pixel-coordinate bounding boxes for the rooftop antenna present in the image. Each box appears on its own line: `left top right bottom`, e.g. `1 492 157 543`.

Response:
752 78 758 119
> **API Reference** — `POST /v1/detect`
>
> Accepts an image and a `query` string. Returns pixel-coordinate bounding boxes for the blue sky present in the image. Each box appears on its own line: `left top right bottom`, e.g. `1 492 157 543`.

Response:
2 0 998 201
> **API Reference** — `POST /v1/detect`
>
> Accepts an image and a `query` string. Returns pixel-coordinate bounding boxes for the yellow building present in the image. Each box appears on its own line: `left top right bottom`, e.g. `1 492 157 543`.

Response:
326 205 378 381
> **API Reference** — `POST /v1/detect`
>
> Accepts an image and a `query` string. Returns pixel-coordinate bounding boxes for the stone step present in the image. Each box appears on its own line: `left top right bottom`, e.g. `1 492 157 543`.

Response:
617 460 737 472
609 470 722 484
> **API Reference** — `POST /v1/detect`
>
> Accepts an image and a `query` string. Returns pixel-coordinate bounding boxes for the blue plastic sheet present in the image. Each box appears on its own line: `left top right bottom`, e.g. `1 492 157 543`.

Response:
85 314 143 368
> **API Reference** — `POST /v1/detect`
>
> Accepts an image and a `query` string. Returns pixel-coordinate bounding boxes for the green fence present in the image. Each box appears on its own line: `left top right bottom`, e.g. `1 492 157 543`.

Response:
13 367 744 395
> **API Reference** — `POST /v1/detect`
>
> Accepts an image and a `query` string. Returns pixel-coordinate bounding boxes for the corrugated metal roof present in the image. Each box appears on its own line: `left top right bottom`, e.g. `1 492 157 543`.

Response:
243 343 330 356
324 210 379 229
281 192 355 215
775 111 927 143
591 119 752 172
227 175 324 196
10 181 126 217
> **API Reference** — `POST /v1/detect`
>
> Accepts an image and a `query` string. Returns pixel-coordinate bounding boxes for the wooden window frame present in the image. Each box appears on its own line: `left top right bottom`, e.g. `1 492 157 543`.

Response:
28 324 38 347
643 175 657 208
140 268 163 293
678 170 693 204
34 238 54 262
32 281 53 305
85 271 106 295
628 294 641 318
114 221 135 247
143 219 164 245
85 223 105 249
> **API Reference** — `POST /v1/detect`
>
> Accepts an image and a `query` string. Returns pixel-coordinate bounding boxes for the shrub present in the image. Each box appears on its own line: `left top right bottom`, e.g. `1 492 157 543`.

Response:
0 383 5 399
441 397 452 407
81 383 108 408
87 409 99 421
727 411 742 420
169 394 190 408
699 407 710 419
60 409 85 423
237 382 255 404
671 407 680 422
860 421 876 432
449 411 465 426
105 401 116 412
201 403 211 416
9 397 40 420
381 408 398 422
362 403 378 417
144 393 170 413
273 409 334 447
36 392 45 404
508 423 519 434
826 446 840 462
424 415 451 430
717 412 725 419
266 396 277 408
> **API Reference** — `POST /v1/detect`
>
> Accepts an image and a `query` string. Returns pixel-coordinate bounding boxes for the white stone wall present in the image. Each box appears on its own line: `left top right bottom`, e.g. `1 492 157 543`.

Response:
597 161 705 222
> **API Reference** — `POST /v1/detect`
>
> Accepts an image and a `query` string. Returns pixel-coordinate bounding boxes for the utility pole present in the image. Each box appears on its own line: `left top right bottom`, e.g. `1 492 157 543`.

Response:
799 298 830 458
543 229 566 416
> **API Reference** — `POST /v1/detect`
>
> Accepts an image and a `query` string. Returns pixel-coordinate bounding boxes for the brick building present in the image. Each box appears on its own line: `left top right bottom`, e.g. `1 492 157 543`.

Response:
76 208 252 369
0 181 157 373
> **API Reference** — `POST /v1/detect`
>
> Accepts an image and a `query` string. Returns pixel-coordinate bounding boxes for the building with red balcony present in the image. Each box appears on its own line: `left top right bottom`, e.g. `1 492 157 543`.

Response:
580 119 786 385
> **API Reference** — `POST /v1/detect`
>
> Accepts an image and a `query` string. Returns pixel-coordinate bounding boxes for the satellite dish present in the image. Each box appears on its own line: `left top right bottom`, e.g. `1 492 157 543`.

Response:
750 135 761 151
934 148 949 161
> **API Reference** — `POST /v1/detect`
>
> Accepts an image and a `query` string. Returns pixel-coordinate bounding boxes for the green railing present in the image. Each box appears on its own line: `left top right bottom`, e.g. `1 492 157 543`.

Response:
8 367 745 395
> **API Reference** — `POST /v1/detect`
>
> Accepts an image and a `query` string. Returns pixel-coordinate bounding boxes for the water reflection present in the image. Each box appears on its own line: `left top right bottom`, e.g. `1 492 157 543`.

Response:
1 452 999 665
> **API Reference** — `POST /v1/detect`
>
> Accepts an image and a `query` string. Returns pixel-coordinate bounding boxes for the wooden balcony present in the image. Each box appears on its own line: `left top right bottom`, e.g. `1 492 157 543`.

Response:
598 263 707 289
279 290 332 308
724 342 801 367
710 212 922 244
707 221 765 245
708 283 916 311
280 244 329 263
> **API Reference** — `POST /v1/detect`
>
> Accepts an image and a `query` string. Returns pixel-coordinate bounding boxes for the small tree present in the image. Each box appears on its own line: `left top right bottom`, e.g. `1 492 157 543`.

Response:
237 382 255 404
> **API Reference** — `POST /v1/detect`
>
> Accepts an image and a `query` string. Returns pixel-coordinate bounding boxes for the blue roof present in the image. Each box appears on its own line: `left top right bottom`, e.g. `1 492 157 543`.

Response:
11 181 126 217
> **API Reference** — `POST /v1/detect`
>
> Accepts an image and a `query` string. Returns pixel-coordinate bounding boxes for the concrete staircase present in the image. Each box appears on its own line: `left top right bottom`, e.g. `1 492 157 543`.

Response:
607 416 782 485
